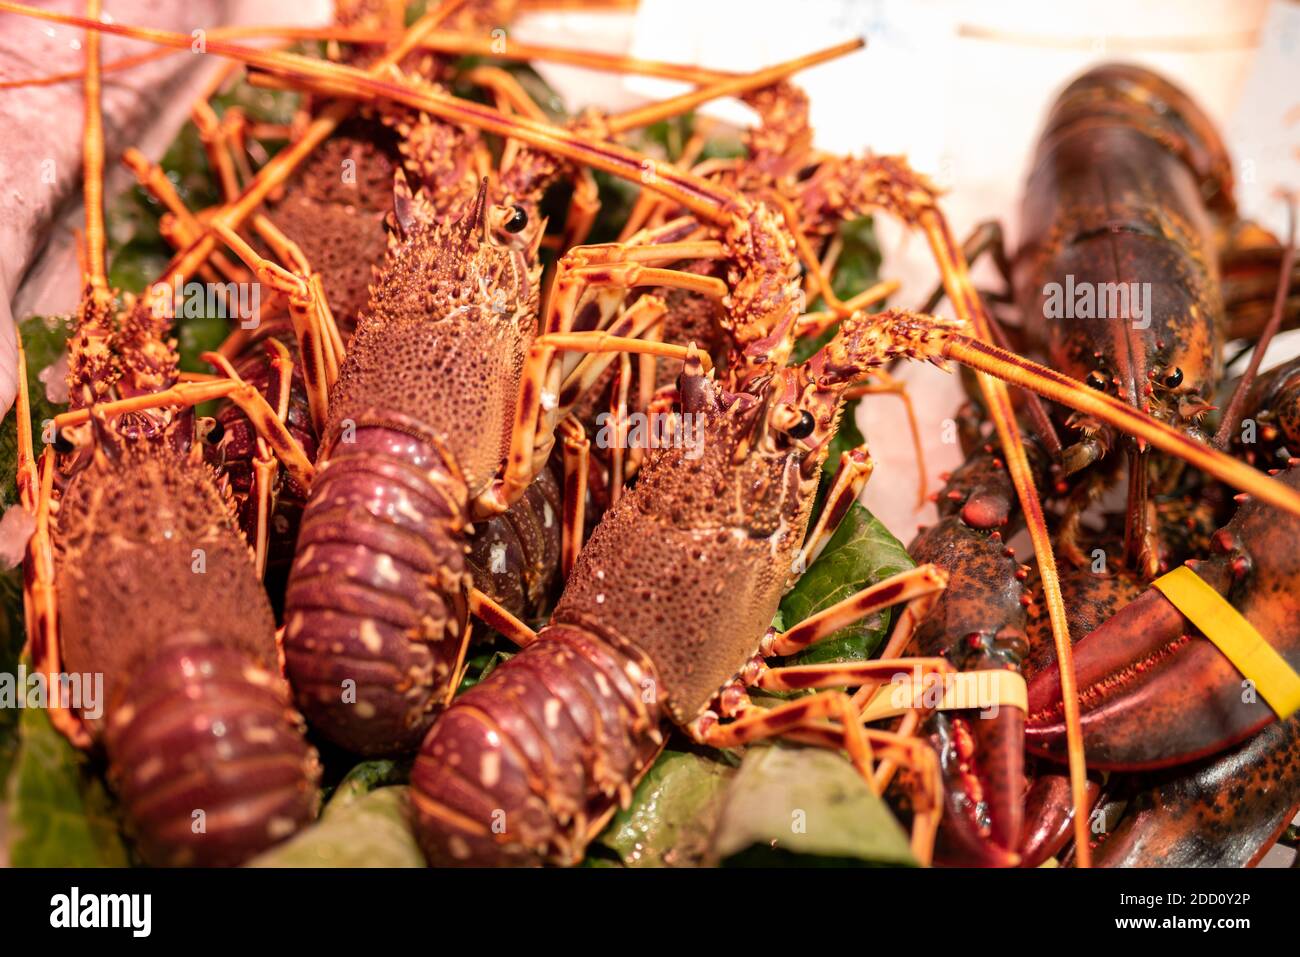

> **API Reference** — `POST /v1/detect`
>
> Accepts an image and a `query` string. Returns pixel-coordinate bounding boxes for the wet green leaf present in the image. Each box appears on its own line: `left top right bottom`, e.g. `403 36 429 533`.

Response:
248 786 424 868
0 315 72 512
7 700 128 867
324 759 409 811
596 748 736 867
709 746 915 866
778 503 914 665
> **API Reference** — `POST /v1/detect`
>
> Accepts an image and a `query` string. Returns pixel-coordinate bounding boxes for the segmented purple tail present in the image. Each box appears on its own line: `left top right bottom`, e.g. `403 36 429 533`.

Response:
283 417 471 755
409 625 664 865
105 642 320 867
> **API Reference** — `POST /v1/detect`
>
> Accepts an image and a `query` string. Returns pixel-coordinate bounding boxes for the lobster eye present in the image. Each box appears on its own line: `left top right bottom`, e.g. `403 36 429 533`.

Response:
53 431 74 454
1164 367 1183 388
1086 370 1108 391
503 205 528 234
203 418 225 445
787 410 816 440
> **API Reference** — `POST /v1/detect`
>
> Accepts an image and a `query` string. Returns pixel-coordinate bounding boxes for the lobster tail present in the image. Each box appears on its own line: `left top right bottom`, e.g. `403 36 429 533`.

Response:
284 417 472 755
104 642 320 867
409 625 664 866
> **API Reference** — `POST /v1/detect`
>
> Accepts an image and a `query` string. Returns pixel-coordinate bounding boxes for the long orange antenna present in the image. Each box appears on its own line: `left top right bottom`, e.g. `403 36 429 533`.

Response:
605 38 864 135
0 25 742 91
81 0 106 291
0 1 747 224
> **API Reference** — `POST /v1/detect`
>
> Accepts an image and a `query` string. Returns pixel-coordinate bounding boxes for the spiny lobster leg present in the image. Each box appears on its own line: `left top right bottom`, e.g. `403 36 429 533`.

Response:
557 416 590 577
763 565 949 657
206 344 295 579
468 587 538 649
53 367 316 490
789 445 873 580
838 374 929 506
211 222 338 435
12 330 91 748
703 681 946 864
121 149 251 285
478 271 687 514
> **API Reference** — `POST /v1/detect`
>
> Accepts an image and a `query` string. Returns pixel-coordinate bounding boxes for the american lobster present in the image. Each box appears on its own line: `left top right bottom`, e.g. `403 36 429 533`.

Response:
909 62 1300 865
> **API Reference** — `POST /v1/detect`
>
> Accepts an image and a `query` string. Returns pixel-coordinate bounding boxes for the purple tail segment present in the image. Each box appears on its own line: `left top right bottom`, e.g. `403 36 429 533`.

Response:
284 416 472 755
410 625 664 866
105 642 320 867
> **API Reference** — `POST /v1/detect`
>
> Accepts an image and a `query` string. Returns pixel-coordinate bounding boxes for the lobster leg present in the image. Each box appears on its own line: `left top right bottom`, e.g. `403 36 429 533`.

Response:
790 446 873 578
52 369 316 489
206 342 295 579
121 149 251 284
701 684 945 864
481 247 729 511
557 416 590 577
468 587 538 649
212 222 337 434
763 565 949 657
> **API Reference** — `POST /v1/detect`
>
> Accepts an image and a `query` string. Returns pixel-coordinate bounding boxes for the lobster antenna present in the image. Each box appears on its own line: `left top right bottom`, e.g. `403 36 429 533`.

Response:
917 209 1095 865
1214 190 1298 449
82 0 107 292
604 38 865 135
0 1 744 225
0 23 744 91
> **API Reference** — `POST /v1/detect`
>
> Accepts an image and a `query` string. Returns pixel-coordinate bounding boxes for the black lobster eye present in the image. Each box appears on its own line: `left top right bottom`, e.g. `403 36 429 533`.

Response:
503 205 528 234
52 431 74 454
1163 367 1183 389
204 418 225 444
1086 370 1108 390
787 410 816 439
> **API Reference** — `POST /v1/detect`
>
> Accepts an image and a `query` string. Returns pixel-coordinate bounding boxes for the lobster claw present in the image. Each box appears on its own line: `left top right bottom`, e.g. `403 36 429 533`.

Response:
928 699 1024 867
1024 561 1279 768
1026 468 1300 769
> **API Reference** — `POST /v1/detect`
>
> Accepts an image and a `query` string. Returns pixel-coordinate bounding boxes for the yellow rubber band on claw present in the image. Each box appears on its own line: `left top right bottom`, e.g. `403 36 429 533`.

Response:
1152 565 1300 719
858 669 1027 723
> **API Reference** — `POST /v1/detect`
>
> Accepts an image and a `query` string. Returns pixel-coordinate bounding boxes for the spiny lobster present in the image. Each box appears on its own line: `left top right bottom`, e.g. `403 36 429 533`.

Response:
10 1 319 866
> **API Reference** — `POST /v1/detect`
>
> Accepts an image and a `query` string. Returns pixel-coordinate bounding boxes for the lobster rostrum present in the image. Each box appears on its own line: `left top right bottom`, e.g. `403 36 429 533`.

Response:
11 2 320 866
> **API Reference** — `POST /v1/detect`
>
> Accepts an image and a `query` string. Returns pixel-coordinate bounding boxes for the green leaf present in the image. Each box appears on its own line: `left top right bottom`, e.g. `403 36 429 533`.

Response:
595 748 736 867
248 786 424 868
708 746 916 866
0 315 73 511
778 503 914 665
7 700 129 867
324 759 409 812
